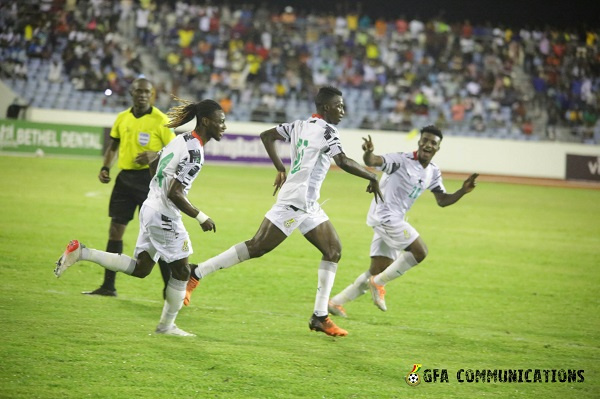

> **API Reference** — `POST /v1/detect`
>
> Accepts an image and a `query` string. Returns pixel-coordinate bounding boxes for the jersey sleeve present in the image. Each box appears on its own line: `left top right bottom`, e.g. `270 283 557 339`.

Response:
174 148 200 187
109 112 126 140
428 167 446 193
275 121 295 142
379 152 405 174
323 124 343 158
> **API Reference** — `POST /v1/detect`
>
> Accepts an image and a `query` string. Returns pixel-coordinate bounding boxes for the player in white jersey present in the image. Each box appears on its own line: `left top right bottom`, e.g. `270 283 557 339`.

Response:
184 86 383 337
329 125 479 316
54 98 227 337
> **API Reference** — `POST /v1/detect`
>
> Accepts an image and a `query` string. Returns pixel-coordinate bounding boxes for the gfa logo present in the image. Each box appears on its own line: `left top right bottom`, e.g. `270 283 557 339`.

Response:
405 364 422 386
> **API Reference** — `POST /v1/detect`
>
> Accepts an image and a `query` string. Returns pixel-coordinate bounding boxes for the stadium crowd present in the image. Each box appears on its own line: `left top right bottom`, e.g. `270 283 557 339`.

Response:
0 0 599 143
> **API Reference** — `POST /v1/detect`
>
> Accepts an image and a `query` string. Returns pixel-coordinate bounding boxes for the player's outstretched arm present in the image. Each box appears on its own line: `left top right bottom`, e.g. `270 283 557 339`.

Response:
167 180 216 232
333 152 384 203
461 173 479 193
433 173 479 207
260 128 287 195
362 135 384 167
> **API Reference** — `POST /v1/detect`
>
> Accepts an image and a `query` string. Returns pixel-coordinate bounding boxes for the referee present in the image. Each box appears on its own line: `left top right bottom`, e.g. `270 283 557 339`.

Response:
83 77 175 297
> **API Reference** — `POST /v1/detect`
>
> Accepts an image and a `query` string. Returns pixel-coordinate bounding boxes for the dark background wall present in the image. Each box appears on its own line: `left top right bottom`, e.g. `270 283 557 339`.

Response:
227 0 598 30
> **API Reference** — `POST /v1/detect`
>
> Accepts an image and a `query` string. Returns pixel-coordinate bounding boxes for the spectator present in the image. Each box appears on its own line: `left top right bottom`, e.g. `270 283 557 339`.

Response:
470 114 486 133
545 103 560 140
521 118 534 135
219 95 232 114
451 96 466 132
48 58 63 83
1 0 598 143
135 5 150 45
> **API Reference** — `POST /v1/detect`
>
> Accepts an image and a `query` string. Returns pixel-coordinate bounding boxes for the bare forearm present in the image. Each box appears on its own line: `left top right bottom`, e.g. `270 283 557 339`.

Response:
363 151 381 167
339 156 377 181
436 188 466 207
363 151 377 166
168 192 199 218
103 148 118 168
437 174 478 207
261 129 286 172
266 145 286 172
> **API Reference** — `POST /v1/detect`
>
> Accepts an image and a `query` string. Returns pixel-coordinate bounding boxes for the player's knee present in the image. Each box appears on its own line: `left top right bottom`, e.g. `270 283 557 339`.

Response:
170 266 190 281
132 265 152 278
323 245 342 263
246 240 270 258
412 247 428 263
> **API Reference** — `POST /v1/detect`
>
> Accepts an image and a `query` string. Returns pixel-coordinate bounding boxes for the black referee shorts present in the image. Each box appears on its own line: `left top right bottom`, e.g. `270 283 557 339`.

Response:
109 169 152 225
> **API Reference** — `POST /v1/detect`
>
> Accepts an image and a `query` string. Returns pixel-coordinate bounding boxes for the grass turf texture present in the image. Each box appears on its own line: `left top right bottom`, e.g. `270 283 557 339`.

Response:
0 155 598 398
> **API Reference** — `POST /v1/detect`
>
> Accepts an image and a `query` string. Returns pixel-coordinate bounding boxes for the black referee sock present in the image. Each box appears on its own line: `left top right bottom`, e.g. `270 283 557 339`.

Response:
101 240 123 291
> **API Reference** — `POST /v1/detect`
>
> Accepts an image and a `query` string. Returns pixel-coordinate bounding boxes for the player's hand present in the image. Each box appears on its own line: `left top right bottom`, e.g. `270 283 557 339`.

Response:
135 151 158 165
98 169 111 184
362 135 374 153
200 218 216 232
366 179 384 203
462 173 479 193
272 170 286 196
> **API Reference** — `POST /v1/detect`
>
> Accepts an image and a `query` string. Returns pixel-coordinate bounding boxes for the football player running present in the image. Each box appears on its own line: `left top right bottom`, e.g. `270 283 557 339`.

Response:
184 86 383 337
329 126 478 316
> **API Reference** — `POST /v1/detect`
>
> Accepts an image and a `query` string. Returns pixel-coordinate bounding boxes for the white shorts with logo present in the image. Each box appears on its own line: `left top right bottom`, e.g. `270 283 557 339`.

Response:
265 204 329 236
369 220 419 260
134 204 193 263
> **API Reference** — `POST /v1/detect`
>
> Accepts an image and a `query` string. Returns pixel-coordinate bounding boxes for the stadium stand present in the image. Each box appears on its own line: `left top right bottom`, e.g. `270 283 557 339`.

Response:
1 1 598 144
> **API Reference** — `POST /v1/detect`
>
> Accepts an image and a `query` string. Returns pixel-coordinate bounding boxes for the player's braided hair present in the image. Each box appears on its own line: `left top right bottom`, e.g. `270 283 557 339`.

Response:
165 96 222 129
420 125 443 140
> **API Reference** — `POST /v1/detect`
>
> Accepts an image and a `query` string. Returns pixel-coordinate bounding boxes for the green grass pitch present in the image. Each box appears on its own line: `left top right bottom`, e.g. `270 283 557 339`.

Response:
0 155 598 398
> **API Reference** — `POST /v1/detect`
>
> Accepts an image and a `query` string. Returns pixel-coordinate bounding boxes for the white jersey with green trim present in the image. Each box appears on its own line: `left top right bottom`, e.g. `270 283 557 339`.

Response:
367 151 446 226
275 116 343 212
144 132 204 219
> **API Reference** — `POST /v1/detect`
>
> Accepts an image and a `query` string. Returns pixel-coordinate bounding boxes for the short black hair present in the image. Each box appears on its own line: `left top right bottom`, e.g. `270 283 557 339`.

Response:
420 125 443 140
131 77 153 89
315 86 342 108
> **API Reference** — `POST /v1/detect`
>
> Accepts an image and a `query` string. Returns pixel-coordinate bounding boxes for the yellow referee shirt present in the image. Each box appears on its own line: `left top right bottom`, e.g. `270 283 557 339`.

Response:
110 107 175 170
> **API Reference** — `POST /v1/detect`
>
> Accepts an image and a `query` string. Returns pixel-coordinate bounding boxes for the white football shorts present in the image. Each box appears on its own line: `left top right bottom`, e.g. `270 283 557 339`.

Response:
265 203 329 236
369 220 419 260
134 204 193 263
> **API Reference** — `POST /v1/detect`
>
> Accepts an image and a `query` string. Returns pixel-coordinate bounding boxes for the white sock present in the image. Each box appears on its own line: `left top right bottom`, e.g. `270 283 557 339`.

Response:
330 271 371 305
313 260 338 317
373 252 418 286
158 278 186 328
194 242 250 279
81 247 136 275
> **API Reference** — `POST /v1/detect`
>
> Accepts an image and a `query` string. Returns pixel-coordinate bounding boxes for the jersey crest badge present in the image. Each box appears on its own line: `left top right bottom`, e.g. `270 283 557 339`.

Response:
138 132 150 146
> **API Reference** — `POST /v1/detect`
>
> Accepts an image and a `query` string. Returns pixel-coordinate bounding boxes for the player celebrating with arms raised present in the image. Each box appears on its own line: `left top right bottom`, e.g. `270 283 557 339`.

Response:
55 98 226 336
329 125 478 316
184 86 383 337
